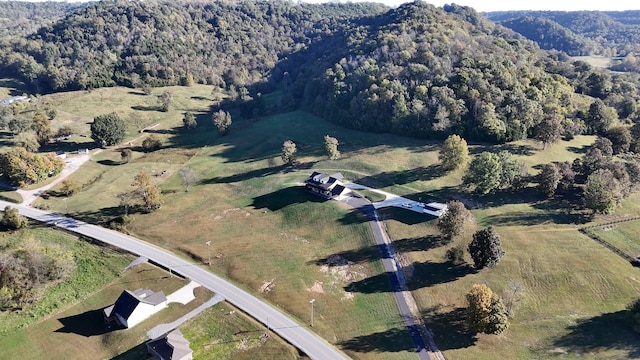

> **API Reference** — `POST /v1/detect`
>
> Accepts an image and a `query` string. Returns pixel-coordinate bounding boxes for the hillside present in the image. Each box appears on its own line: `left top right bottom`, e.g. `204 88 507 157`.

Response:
1 1 640 145
0 0 386 92
0 1 84 37
487 10 640 56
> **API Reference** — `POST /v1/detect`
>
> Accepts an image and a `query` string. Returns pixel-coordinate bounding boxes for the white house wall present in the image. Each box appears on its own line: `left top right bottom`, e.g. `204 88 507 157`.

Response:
127 301 167 328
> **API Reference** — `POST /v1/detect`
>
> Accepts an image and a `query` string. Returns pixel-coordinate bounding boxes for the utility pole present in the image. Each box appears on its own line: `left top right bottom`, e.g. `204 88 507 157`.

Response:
309 299 315 327
206 241 211 266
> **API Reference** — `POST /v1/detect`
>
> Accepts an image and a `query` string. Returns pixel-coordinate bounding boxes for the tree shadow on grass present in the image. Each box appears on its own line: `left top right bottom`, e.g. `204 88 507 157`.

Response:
377 207 435 226
422 306 478 350
345 261 475 293
97 159 123 166
568 145 590 154
55 309 121 337
70 206 126 226
353 164 447 188
131 105 162 112
251 186 324 212
310 235 446 267
552 310 640 358
338 326 416 354
202 164 287 184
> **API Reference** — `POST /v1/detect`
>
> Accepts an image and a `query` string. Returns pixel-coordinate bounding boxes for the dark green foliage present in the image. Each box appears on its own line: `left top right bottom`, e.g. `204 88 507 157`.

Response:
468 227 505 269
593 137 614 157
586 99 617 134
538 163 561 198
437 200 473 240
90 112 126 147
2 206 27 230
463 152 503 194
532 113 563 149
486 295 510 335
445 245 464 265
605 126 632 154
583 169 623 214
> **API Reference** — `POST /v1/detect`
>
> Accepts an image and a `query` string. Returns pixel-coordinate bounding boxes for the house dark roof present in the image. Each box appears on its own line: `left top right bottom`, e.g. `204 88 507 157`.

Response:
305 172 344 191
147 329 192 360
103 288 166 321
331 184 346 197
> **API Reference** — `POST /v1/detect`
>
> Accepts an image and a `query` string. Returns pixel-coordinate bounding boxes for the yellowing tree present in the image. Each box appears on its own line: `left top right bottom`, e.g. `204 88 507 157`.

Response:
466 284 509 334
131 171 162 211
439 134 469 171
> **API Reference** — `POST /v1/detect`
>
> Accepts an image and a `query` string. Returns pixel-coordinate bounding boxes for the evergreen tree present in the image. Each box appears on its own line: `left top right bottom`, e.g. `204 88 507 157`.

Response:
468 226 505 269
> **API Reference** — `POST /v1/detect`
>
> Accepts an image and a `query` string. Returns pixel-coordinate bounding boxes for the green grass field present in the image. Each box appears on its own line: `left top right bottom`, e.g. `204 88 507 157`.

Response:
17 85 640 359
590 219 640 258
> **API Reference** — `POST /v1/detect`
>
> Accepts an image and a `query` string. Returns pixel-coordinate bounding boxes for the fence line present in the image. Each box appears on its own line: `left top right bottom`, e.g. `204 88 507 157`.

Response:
579 216 640 263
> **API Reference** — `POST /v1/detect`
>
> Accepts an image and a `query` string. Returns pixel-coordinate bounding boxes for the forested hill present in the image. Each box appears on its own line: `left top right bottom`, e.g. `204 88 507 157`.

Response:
2 0 640 144
0 1 84 37
0 0 387 92
487 10 640 56
303 3 581 142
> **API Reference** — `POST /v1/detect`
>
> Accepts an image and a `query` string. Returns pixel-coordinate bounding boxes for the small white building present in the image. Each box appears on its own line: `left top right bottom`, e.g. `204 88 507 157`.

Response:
103 288 167 329
0 96 30 105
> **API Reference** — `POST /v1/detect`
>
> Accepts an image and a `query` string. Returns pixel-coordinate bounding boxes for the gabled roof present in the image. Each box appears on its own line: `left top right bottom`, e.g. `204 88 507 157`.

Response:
147 329 192 360
104 288 166 321
305 172 344 191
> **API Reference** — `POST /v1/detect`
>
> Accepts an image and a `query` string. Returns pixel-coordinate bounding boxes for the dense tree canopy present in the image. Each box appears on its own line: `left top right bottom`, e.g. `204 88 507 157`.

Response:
90 113 126 147
439 134 469 171
468 227 505 269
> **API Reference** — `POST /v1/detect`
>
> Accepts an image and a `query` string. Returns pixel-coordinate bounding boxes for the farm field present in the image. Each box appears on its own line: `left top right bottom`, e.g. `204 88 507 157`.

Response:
15 85 640 359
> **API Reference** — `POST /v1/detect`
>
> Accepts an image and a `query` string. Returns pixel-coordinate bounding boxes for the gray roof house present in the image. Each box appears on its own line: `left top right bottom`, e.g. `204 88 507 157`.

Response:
147 329 193 360
103 288 167 329
304 171 350 199
0 96 30 105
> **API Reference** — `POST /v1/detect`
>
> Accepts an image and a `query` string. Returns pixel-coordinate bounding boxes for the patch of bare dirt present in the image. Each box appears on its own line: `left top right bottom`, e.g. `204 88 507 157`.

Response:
307 281 325 294
318 254 365 301
259 278 275 293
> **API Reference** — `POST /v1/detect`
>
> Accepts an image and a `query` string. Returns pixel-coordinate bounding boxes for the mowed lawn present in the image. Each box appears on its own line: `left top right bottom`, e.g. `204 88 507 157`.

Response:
590 219 640 259
31 86 640 359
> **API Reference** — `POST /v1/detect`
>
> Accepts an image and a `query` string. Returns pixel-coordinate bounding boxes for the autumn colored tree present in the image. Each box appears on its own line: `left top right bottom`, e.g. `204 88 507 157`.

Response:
131 171 162 211
281 140 297 164
31 112 53 145
2 206 27 230
439 134 469 171
324 135 340 160
466 284 509 334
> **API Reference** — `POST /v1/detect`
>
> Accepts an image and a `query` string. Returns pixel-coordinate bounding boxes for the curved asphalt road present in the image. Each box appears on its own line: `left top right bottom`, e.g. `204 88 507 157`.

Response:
0 201 349 360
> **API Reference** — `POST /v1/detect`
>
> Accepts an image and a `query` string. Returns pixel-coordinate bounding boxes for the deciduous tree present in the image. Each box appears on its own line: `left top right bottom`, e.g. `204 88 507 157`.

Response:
90 112 126 147
466 283 510 334
0 147 64 187
183 112 197 130
463 152 502 194
2 206 27 230
324 135 340 160
439 134 469 171
120 148 132 164
31 112 53 145
437 200 473 240
131 171 162 211
142 134 162 152
212 110 232 135
538 163 561 198
281 140 297 165
179 167 199 192
157 91 173 112
583 168 623 214
468 226 505 269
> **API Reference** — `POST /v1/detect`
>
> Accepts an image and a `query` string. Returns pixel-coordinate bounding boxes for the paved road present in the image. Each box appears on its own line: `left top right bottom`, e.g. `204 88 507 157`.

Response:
344 196 443 360
1 201 350 360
